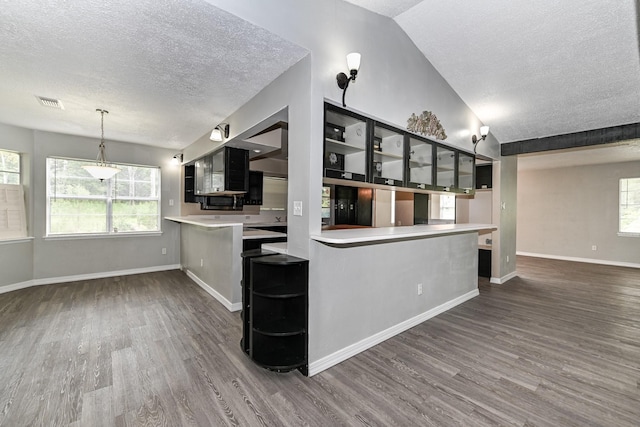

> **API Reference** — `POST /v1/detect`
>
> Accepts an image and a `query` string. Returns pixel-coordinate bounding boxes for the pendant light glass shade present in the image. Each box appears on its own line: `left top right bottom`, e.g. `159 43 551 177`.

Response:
82 109 120 181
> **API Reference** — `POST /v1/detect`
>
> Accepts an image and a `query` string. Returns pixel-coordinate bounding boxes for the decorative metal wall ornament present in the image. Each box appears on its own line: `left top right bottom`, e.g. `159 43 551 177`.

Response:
407 110 447 140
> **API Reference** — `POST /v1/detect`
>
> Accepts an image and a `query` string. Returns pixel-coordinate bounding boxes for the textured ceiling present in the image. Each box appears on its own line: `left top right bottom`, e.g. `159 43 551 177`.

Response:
2 0 640 162
347 0 640 145
0 0 307 149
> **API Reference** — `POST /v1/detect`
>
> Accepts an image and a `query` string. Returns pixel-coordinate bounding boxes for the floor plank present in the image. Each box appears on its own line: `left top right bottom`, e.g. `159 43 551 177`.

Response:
0 256 639 426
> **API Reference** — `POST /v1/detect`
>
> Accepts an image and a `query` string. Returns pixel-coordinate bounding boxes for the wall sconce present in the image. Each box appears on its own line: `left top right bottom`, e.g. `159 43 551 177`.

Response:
171 154 183 165
210 123 229 142
472 125 490 153
336 52 361 107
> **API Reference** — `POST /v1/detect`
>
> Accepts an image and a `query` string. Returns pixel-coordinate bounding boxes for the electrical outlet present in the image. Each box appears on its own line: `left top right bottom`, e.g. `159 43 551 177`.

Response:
169 199 174 206
293 201 303 216
417 283 423 295
592 245 597 251
200 258 204 267
161 247 167 255
506 255 510 263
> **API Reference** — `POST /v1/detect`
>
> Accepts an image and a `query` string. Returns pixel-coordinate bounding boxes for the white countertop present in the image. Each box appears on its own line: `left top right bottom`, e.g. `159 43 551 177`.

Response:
164 216 243 227
242 228 287 240
311 223 497 246
261 242 288 254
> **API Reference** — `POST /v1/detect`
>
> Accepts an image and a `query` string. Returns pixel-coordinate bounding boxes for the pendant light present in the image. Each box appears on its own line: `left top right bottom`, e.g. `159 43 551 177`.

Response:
82 109 120 181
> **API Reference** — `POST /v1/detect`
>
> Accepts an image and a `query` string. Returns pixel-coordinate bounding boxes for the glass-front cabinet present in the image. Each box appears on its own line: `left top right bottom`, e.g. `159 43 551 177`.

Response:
323 102 476 194
457 152 475 194
372 124 405 186
407 136 434 190
435 146 456 191
324 105 368 182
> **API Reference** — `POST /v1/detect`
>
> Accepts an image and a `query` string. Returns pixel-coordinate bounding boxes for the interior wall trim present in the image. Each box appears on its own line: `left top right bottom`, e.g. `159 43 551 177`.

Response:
184 269 242 312
0 264 182 295
307 289 479 377
517 252 640 269
501 122 640 156
489 271 518 285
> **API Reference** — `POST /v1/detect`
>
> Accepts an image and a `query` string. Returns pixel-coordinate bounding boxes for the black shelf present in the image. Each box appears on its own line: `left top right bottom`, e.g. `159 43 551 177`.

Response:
251 333 307 373
240 248 276 355
246 254 309 375
253 285 306 299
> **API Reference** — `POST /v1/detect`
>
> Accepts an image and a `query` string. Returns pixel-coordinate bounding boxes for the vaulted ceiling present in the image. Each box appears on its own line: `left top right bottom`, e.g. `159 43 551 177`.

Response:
1 0 639 164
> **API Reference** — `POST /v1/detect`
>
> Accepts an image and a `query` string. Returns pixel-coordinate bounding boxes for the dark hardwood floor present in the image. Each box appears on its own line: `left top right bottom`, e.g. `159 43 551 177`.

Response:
1 256 639 426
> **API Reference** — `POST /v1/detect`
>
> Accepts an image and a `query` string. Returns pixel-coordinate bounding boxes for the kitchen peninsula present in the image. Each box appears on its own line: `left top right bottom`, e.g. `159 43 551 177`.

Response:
306 222 496 375
165 215 286 311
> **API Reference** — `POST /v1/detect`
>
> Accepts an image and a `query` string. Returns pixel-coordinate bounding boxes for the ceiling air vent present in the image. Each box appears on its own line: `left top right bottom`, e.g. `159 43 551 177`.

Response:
36 96 64 110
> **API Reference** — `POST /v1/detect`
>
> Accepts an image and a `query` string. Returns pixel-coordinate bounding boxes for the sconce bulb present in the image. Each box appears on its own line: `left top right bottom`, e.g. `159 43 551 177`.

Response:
210 128 223 142
210 123 229 142
480 125 489 137
346 52 361 74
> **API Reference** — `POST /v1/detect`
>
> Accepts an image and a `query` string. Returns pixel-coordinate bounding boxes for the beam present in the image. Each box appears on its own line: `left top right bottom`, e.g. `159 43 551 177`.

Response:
501 122 640 156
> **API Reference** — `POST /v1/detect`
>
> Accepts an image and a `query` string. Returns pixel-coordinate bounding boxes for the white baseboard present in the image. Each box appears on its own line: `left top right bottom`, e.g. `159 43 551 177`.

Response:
517 252 640 269
307 289 479 377
0 264 182 295
490 270 518 284
184 269 242 312
0 280 35 294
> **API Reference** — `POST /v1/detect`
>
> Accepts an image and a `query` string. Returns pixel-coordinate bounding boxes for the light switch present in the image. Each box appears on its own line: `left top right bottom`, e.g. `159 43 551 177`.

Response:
293 201 303 216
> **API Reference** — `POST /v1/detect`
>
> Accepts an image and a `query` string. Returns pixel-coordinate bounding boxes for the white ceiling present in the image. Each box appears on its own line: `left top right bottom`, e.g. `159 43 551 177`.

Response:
349 0 640 145
1 0 640 168
0 0 307 149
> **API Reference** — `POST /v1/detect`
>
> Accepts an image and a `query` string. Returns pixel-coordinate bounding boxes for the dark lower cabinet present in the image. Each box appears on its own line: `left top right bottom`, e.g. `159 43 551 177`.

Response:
479 248 492 278
243 253 309 375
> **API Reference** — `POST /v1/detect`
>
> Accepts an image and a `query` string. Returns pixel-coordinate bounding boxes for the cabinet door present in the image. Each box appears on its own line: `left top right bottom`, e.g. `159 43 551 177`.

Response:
210 150 225 192
408 136 434 190
324 105 368 182
194 157 205 195
372 123 405 186
225 147 249 192
457 153 475 194
435 146 456 190
184 164 196 202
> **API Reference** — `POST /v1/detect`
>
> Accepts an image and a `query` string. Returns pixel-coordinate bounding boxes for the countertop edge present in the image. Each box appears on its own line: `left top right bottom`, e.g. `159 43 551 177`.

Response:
310 224 497 246
164 216 243 228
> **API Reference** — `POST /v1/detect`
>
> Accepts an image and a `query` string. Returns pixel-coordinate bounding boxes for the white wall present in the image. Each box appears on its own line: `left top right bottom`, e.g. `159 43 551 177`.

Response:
187 1 504 372
0 123 182 290
517 161 640 267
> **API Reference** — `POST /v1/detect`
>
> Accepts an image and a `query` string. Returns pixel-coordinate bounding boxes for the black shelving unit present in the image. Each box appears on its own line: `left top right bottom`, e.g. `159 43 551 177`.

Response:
184 164 196 203
240 248 276 355
248 254 309 375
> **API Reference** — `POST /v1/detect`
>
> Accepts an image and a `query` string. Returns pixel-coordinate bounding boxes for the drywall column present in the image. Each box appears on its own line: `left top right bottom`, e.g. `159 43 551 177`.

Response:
491 156 518 283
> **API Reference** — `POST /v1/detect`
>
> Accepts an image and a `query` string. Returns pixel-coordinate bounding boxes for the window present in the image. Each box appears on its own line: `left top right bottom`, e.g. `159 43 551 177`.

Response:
46 157 161 236
619 177 640 235
321 186 331 219
0 149 20 184
439 194 456 220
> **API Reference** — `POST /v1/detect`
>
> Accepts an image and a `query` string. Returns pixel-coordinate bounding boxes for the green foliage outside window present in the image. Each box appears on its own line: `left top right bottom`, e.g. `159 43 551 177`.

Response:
47 157 160 235
0 150 20 184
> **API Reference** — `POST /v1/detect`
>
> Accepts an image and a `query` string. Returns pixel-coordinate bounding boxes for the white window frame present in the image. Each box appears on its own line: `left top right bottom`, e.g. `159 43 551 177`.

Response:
0 149 20 185
619 177 640 237
46 157 161 237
